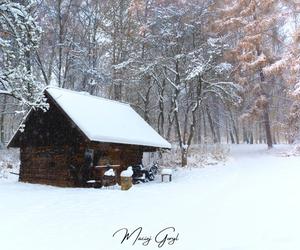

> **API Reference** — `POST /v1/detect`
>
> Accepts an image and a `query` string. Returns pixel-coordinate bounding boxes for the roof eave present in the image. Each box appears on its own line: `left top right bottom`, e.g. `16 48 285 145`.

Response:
90 139 171 150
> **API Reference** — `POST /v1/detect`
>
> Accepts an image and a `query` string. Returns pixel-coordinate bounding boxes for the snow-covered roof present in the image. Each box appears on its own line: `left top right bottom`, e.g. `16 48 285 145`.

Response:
44 87 171 149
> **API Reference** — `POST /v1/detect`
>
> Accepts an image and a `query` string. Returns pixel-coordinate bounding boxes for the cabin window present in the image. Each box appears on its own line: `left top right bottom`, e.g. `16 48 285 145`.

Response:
84 149 94 167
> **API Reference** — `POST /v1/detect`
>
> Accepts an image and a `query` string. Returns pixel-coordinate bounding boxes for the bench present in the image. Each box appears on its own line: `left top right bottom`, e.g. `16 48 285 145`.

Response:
161 168 172 182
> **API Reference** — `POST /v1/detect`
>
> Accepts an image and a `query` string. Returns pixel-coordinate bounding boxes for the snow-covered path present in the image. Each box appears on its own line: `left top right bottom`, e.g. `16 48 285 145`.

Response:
1 145 300 250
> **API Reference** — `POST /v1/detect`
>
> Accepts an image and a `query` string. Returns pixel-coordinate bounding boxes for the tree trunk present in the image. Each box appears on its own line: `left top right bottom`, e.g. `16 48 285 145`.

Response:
202 108 207 141
143 77 152 123
257 45 273 149
0 95 7 144
229 131 235 144
157 79 166 136
249 131 254 144
243 126 249 143
228 106 239 144
58 0 63 87
263 108 273 148
181 148 188 167
206 105 218 143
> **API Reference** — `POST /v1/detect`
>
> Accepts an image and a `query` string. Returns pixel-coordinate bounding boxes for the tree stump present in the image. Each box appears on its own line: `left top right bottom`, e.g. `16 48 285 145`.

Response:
121 176 132 190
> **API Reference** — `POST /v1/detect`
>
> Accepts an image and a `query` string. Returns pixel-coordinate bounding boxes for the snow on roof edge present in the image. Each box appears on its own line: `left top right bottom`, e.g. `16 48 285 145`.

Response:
45 86 131 107
7 108 33 148
90 137 171 149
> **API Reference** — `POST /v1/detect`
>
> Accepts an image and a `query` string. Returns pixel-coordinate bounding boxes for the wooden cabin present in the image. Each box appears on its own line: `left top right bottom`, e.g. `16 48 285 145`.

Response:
8 87 171 187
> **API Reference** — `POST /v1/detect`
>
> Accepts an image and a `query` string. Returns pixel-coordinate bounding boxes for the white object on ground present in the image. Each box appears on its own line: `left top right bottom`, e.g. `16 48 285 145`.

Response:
120 166 133 177
104 169 115 176
161 168 172 175
86 180 96 183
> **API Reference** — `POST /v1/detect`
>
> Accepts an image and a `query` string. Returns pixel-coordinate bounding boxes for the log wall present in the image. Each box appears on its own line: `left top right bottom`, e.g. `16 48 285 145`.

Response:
19 146 77 187
19 142 144 187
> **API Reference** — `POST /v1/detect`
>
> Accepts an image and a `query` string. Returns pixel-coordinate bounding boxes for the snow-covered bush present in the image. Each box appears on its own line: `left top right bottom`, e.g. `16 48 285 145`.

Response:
0 148 20 179
283 143 300 157
160 144 230 168
0 163 10 179
210 144 230 162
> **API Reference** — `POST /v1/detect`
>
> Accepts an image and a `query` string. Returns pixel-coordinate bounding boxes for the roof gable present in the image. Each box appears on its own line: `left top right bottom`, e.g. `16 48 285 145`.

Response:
8 95 87 148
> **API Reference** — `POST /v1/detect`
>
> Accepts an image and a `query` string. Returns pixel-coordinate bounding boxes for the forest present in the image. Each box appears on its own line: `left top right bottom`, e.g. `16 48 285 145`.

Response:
0 0 300 166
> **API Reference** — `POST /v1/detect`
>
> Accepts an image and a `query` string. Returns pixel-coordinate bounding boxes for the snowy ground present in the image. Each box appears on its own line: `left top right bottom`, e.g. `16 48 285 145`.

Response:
1 144 300 250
